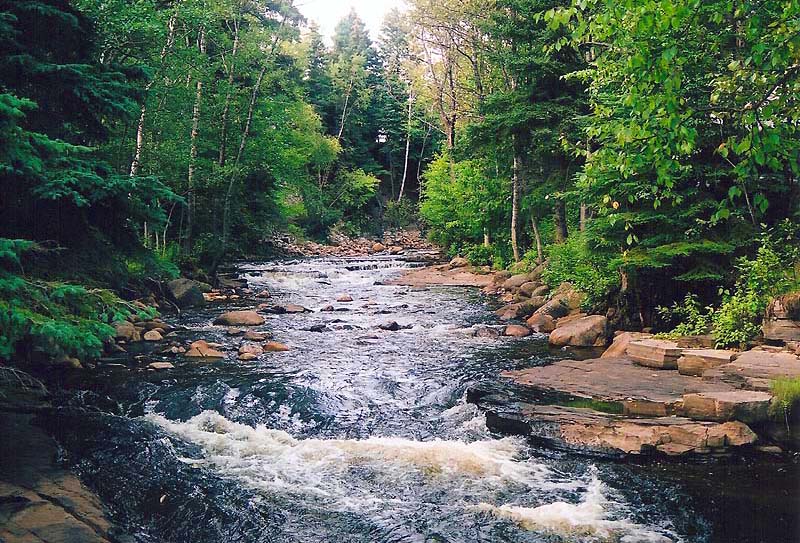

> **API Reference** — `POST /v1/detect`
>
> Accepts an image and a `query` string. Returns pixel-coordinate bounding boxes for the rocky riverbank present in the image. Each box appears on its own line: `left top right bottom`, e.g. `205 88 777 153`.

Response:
391 258 800 458
0 382 126 543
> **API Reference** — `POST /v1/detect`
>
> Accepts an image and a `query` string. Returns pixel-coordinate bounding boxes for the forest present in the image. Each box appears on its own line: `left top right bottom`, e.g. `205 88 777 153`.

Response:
1 0 799 362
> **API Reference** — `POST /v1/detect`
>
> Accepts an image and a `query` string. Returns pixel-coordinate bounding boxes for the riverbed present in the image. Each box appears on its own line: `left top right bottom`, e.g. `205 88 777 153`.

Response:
43 256 799 542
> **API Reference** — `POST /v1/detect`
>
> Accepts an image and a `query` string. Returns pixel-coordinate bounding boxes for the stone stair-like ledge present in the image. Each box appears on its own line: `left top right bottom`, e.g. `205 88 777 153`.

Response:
480 404 758 457
677 349 738 376
627 339 683 369
681 390 773 424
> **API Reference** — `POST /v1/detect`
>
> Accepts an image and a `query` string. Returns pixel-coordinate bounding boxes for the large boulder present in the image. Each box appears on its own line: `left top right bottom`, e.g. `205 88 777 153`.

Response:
113 321 140 342
518 281 541 298
449 256 469 269
213 310 265 326
548 315 608 347
166 278 208 309
763 292 800 342
601 332 652 359
495 297 547 321
527 283 585 325
526 313 556 333
501 273 531 291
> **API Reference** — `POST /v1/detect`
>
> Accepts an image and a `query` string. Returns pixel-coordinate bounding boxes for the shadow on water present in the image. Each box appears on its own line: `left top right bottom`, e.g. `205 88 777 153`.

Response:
39 255 799 543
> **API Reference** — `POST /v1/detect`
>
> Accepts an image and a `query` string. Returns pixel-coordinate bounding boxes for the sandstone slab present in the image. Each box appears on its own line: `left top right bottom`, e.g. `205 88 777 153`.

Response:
627 339 682 369
677 349 738 376
601 332 652 359
681 391 773 423
504 356 738 408
702 350 800 387
763 292 800 342
480 404 757 457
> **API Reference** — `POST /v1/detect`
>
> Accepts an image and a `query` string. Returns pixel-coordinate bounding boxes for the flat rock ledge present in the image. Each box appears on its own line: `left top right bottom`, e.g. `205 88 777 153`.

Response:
492 348 800 456
0 410 123 543
480 403 757 458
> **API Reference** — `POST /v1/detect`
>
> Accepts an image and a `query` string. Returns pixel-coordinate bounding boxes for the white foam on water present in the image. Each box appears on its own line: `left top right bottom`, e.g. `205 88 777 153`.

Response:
146 410 550 500
476 468 676 542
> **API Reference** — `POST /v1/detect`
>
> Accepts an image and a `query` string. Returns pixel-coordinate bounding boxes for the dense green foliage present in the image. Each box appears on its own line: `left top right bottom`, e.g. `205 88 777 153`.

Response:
408 0 799 333
0 240 152 361
2 0 799 364
657 224 800 345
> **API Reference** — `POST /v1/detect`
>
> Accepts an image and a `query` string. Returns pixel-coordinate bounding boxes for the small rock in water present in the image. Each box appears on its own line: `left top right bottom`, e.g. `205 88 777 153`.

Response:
149 362 174 370
226 327 244 336
185 340 225 360
337 294 354 302
238 353 258 361
143 330 163 341
284 304 309 313
264 341 291 352
474 326 501 338
308 324 329 333
372 242 386 252
379 321 401 331
238 343 264 356
256 290 271 298
243 330 271 341
320 305 335 312
504 324 532 338
214 310 265 326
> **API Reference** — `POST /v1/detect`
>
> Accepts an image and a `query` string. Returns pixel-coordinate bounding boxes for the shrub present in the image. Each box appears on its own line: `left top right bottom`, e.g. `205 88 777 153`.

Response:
656 293 713 336
0 239 154 362
659 229 799 347
384 199 417 229
464 244 494 266
713 241 798 348
541 234 618 309
770 377 800 421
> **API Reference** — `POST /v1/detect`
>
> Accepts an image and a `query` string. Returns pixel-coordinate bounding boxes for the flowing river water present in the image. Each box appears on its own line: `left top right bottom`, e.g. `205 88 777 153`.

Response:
44 256 799 543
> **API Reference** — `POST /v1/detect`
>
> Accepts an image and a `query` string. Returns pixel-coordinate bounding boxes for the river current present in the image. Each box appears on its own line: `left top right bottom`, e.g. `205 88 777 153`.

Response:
46 256 799 543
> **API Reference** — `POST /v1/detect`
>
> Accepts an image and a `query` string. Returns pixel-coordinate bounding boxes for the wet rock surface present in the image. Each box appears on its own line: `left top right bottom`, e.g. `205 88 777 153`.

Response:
0 391 124 543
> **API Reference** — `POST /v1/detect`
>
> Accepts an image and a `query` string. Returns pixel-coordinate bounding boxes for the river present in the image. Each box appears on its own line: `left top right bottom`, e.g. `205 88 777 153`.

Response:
43 256 799 542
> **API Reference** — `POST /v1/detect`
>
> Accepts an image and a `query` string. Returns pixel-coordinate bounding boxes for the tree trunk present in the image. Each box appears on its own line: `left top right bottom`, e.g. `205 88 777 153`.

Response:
218 15 241 167
397 91 413 202
483 228 490 247
130 12 177 177
184 26 206 253
511 139 521 262
579 203 588 232
554 199 568 243
531 216 543 264
215 62 267 271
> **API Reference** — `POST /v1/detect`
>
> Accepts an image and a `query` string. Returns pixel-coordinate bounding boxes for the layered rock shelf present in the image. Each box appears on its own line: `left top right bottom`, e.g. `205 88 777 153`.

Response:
487 340 800 457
